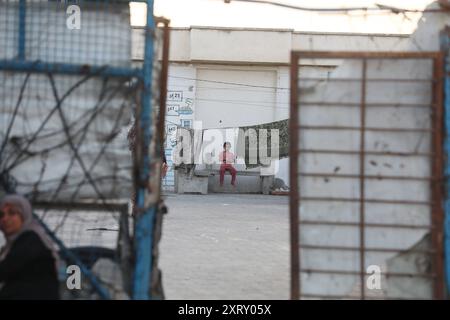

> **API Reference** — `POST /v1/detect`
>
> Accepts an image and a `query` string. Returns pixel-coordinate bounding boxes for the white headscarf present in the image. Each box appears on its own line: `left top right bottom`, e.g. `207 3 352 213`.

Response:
0 194 60 272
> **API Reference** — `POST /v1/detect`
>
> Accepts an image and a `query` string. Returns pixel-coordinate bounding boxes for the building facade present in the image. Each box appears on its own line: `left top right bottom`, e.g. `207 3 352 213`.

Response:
133 26 409 191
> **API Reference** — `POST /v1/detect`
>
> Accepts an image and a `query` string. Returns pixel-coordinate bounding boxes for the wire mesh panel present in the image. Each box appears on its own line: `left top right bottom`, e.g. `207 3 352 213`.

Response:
0 0 169 299
33 202 129 299
0 0 137 199
289 51 445 300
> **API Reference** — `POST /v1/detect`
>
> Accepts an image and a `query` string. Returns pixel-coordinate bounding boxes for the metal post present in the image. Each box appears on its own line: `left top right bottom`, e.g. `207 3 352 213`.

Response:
132 0 156 300
433 52 445 300
440 29 450 298
18 0 26 60
359 59 367 300
289 52 300 300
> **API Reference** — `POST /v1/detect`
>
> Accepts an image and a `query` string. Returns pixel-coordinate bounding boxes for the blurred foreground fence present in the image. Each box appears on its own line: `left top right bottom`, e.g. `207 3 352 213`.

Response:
0 0 169 299
289 51 446 299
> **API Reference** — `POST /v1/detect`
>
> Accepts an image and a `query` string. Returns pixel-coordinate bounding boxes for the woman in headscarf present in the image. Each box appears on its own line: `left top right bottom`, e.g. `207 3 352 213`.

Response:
0 194 60 299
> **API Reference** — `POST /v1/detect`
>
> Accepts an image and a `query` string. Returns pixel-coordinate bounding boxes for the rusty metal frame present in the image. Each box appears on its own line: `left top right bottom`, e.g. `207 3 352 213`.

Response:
289 51 445 300
153 17 170 197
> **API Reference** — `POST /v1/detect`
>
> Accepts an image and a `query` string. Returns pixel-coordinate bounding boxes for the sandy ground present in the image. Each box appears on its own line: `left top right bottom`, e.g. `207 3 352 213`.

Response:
160 193 289 300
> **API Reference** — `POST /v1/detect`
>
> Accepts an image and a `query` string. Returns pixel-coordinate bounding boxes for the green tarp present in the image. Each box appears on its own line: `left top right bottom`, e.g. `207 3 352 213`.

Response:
236 119 289 169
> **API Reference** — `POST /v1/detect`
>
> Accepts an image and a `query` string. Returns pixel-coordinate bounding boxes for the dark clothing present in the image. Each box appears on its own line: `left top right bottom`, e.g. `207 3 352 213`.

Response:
0 231 60 300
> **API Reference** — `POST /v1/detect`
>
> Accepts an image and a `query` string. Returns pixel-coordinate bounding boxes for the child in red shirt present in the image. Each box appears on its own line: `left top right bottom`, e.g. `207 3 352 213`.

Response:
219 142 237 187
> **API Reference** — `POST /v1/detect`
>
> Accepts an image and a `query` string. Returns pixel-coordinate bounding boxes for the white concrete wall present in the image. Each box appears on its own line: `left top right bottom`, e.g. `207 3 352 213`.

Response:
292 32 409 52
190 27 292 64
195 67 277 128
155 26 410 64
163 64 197 191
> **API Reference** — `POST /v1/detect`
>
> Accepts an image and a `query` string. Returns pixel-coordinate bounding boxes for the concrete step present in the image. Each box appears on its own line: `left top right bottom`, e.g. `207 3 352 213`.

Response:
214 185 239 193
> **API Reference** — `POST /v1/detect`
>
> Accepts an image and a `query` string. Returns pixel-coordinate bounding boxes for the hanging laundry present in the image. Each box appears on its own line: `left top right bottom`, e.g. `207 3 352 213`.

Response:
236 119 289 169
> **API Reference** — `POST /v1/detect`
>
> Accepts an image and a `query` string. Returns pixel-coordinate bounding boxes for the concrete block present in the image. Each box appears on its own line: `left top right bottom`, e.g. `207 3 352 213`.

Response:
261 176 274 195
176 171 208 195
208 175 262 194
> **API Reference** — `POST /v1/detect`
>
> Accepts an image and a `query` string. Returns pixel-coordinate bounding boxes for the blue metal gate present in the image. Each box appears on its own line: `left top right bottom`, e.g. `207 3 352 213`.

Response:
441 26 450 298
0 0 169 300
